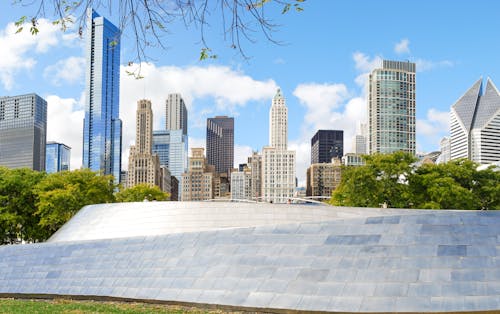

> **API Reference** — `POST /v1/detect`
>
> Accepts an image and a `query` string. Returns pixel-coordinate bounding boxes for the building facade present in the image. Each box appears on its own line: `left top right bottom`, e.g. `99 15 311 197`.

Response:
206 116 234 174
368 60 416 155
311 130 344 164
450 78 500 164
166 93 188 135
46 142 71 173
437 137 451 164
248 152 262 201
181 148 215 201
262 89 296 203
82 9 122 182
0 93 47 171
306 159 342 197
152 129 188 181
342 153 366 167
231 169 252 200
127 100 161 188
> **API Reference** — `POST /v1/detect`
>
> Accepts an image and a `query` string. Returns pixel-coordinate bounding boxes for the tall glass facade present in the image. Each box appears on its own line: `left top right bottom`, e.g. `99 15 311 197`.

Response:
0 93 47 171
368 60 416 155
46 142 71 173
82 9 122 182
152 129 187 180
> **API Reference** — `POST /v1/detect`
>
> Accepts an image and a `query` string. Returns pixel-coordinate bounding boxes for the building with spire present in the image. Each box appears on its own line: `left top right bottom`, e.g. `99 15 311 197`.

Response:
82 9 122 182
262 89 296 203
368 60 416 155
127 100 161 188
450 78 500 164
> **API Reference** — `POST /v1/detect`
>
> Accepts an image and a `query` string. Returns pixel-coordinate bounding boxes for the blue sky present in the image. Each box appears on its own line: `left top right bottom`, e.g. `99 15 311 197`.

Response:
1 0 500 185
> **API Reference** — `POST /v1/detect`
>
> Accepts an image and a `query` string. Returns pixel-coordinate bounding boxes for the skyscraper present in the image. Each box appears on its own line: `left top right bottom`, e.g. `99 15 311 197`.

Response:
206 116 234 174
262 89 296 203
82 9 122 182
166 93 187 135
269 89 288 150
128 100 161 188
368 60 416 155
0 93 47 171
450 78 500 164
311 130 344 164
152 129 188 180
46 142 71 173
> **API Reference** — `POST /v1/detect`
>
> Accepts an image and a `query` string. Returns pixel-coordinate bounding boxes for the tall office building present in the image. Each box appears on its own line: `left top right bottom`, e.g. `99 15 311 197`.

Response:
127 100 161 188
269 89 288 150
181 148 215 201
368 60 416 155
0 93 47 171
437 137 451 164
82 9 122 182
262 89 296 203
46 142 71 173
166 93 188 135
206 116 234 174
450 78 500 164
152 129 188 180
311 130 344 164
231 168 252 200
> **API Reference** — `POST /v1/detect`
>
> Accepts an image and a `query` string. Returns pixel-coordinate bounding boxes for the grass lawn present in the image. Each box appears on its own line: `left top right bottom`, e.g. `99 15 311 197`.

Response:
0 298 229 313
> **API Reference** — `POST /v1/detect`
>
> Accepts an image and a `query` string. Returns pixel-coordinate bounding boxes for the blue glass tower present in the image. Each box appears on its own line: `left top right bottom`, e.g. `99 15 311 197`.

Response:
82 9 122 182
152 129 188 180
46 142 71 173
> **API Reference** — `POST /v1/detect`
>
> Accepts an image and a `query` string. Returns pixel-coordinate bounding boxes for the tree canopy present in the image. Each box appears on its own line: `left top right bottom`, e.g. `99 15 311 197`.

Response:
331 153 500 210
115 184 170 202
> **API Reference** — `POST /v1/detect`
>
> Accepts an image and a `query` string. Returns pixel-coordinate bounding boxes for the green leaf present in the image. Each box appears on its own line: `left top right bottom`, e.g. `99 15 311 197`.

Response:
15 27 23 34
30 27 39 35
282 4 291 14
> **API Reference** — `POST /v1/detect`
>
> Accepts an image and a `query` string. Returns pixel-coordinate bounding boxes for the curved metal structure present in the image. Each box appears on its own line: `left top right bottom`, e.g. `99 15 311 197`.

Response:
1 202 499 313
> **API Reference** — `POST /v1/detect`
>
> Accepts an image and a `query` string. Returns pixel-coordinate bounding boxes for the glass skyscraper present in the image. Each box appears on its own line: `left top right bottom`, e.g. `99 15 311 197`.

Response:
206 116 234 174
82 9 122 182
368 60 416 155
46 142 71 173
311 130 344 164
152 129 188 180
0 93 47 171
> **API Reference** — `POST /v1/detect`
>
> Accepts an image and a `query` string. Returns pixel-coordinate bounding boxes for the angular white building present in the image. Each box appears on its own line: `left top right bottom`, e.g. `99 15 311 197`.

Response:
230 169 252 200
262 89 296 203
450 78 500 164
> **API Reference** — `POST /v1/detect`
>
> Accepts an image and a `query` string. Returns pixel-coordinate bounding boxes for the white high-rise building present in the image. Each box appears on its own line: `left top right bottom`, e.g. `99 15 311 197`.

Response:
368 60 416 155
450 78 500 164
262 89 296 203
437 137 451 164
269 89 288 151
166 93 188 135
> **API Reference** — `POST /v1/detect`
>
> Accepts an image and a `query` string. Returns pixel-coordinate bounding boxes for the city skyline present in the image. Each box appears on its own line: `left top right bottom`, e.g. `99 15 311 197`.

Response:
2 1 500 185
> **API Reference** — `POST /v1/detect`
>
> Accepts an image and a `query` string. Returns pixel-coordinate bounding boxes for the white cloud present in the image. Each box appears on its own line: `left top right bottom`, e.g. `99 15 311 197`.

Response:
394 38 410 54
416 108 450 153
0 19 78 90
352 52 382 88
44 56 86 86
45 95 84 170
415 59 454 72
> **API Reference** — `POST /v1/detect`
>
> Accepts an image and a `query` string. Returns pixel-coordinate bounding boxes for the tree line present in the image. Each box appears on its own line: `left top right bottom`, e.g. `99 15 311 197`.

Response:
0 167 169 244
330 152 500 210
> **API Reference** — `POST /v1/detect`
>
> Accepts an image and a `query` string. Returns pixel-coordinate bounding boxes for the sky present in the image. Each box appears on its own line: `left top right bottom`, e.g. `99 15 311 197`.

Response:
1 0 500 186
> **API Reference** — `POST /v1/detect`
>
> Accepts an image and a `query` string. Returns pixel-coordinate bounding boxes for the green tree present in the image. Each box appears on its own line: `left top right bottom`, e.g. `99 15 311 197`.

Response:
331 152 416 208
115 184 170 202
35 169 116 235
410 159 500 210
0 167 46 243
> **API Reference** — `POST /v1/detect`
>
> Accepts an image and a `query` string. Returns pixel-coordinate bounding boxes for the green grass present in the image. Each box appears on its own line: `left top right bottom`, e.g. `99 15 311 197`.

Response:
0 298 228 314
